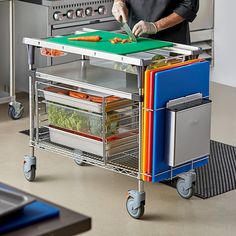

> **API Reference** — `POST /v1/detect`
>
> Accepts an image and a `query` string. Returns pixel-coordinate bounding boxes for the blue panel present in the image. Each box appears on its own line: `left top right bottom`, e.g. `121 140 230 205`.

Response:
0 201 60 234
152 61 210 182
154 61 210 109
153 157 209 182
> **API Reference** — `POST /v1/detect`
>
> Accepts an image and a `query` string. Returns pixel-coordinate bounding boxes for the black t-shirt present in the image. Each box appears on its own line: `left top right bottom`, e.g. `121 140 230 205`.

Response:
126 0 199 44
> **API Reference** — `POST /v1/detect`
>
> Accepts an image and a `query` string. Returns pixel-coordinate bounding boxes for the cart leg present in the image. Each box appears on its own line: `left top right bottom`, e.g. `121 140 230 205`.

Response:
23 51 37 182
126 66 146 219
176 171 196 199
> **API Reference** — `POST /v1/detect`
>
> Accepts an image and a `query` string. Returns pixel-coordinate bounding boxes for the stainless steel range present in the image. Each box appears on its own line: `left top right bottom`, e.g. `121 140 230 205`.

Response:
15 0 118 92
20 0 115 25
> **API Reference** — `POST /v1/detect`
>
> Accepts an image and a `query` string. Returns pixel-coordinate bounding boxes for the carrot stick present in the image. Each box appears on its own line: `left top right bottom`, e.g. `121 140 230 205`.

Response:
69 91 88 99
68 36 102 42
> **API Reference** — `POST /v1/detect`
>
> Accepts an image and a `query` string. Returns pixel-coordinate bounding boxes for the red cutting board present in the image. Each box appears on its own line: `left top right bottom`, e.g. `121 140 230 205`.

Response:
146 70 155 182
142 70 150 181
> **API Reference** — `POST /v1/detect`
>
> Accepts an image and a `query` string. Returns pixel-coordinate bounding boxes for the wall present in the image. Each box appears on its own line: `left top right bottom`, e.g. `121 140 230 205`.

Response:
212 0 236 88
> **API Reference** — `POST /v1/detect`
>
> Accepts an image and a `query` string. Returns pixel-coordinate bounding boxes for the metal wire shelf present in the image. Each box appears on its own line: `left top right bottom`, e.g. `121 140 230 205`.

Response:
33 139 139 179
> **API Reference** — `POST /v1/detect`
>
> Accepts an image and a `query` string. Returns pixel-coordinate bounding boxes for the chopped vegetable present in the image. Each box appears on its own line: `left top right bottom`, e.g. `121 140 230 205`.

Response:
88 95 103 103
41 48 65 57
114 62 136 74
152 55 165 61
109 37 133 44
68 36 102 42
68 91 120 104
69 91 89 100
45 86 69 95
146 54 168 70
47 104 120 137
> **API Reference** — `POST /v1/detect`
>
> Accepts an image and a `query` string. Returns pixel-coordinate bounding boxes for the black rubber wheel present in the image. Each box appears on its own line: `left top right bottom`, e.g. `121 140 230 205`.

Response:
176 178 194 199
74 158 85 166
23 165 36 182
8 105 24 120
126 197 145 219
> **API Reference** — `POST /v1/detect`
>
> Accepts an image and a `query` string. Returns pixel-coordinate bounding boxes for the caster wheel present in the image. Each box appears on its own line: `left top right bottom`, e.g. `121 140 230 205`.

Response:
23 165 36 182
176 178 194 199
74 158 85 166
73 149 86 166
8 103 24 120
126 197 145 219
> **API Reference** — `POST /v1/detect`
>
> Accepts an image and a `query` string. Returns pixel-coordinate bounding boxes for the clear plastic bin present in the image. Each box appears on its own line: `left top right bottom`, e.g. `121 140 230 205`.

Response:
47 103 120 138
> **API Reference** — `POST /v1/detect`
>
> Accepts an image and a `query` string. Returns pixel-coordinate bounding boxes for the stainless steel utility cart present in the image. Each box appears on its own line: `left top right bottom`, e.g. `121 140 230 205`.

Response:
23 29 211 219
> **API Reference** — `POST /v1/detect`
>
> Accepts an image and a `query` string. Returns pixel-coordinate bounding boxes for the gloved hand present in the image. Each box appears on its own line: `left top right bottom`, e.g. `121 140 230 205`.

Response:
112 0 128 23
132 21 158 37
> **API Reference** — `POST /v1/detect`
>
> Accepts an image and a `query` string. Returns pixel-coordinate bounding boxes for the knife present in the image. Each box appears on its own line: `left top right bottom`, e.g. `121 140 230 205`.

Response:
120 22 137 42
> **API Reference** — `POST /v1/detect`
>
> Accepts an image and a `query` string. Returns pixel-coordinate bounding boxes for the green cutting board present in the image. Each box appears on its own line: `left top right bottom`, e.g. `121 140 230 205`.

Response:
46 31 173 55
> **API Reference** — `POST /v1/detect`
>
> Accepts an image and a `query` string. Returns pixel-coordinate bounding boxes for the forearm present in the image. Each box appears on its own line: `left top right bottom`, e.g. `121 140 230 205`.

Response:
154 13 185 32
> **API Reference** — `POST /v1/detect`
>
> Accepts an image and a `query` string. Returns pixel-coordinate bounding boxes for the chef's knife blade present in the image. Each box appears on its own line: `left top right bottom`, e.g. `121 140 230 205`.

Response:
120 22 137 42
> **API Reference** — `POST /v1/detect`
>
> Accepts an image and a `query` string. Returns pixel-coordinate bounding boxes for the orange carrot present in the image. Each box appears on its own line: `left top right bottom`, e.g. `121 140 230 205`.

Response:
69 91 89 99
68 36 102 42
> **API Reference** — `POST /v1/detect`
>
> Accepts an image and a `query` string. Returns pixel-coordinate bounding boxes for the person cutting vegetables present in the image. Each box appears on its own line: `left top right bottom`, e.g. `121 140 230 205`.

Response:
112 0 199 44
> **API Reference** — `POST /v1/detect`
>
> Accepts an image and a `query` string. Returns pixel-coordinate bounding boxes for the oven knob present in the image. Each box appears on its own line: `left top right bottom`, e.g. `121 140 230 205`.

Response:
53 11 63 21
67 10 76 19
85 7 93 16
98 6 106 15
76 8 84 18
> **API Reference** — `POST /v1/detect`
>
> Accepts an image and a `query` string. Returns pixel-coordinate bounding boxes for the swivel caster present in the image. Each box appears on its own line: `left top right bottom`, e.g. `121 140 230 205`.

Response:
126 190 145 219
74 158 86 166
8 101 24 120
23 155 36 182
73 149 86 166
176 171 196 199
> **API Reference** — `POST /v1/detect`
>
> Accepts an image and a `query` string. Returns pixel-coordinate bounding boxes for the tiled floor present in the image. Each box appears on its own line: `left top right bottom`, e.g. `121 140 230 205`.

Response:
0 82 235 236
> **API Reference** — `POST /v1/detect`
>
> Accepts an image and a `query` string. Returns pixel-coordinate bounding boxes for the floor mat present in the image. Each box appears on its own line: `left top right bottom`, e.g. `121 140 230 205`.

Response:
20 129 236 199
195 141 236 198
19 127 49 140
164 140 236 199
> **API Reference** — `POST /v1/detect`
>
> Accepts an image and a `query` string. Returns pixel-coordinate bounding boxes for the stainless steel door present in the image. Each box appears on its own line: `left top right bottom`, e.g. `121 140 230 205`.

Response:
0 1 10 88
190 0 214 31
15 1 49 92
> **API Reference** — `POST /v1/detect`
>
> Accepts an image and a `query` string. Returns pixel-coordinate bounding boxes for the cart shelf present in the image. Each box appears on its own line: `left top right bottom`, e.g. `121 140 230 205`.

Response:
34 140 139 179
37 61 139 100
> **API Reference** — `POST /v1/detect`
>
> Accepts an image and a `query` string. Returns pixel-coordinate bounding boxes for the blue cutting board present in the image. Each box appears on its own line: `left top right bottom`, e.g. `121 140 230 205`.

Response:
0 201 60 234
152 61 210 182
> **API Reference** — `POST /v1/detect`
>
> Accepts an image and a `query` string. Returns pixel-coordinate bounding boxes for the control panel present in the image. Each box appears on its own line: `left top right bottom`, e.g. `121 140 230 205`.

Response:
49 0 114 25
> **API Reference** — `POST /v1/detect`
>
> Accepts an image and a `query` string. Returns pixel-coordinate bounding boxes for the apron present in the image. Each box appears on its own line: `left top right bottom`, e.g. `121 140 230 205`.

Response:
126 0 191 44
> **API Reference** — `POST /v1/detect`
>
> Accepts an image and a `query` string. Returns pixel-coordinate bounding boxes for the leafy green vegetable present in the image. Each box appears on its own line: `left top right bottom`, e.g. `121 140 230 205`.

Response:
152 55 165 61
47 104 119 137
